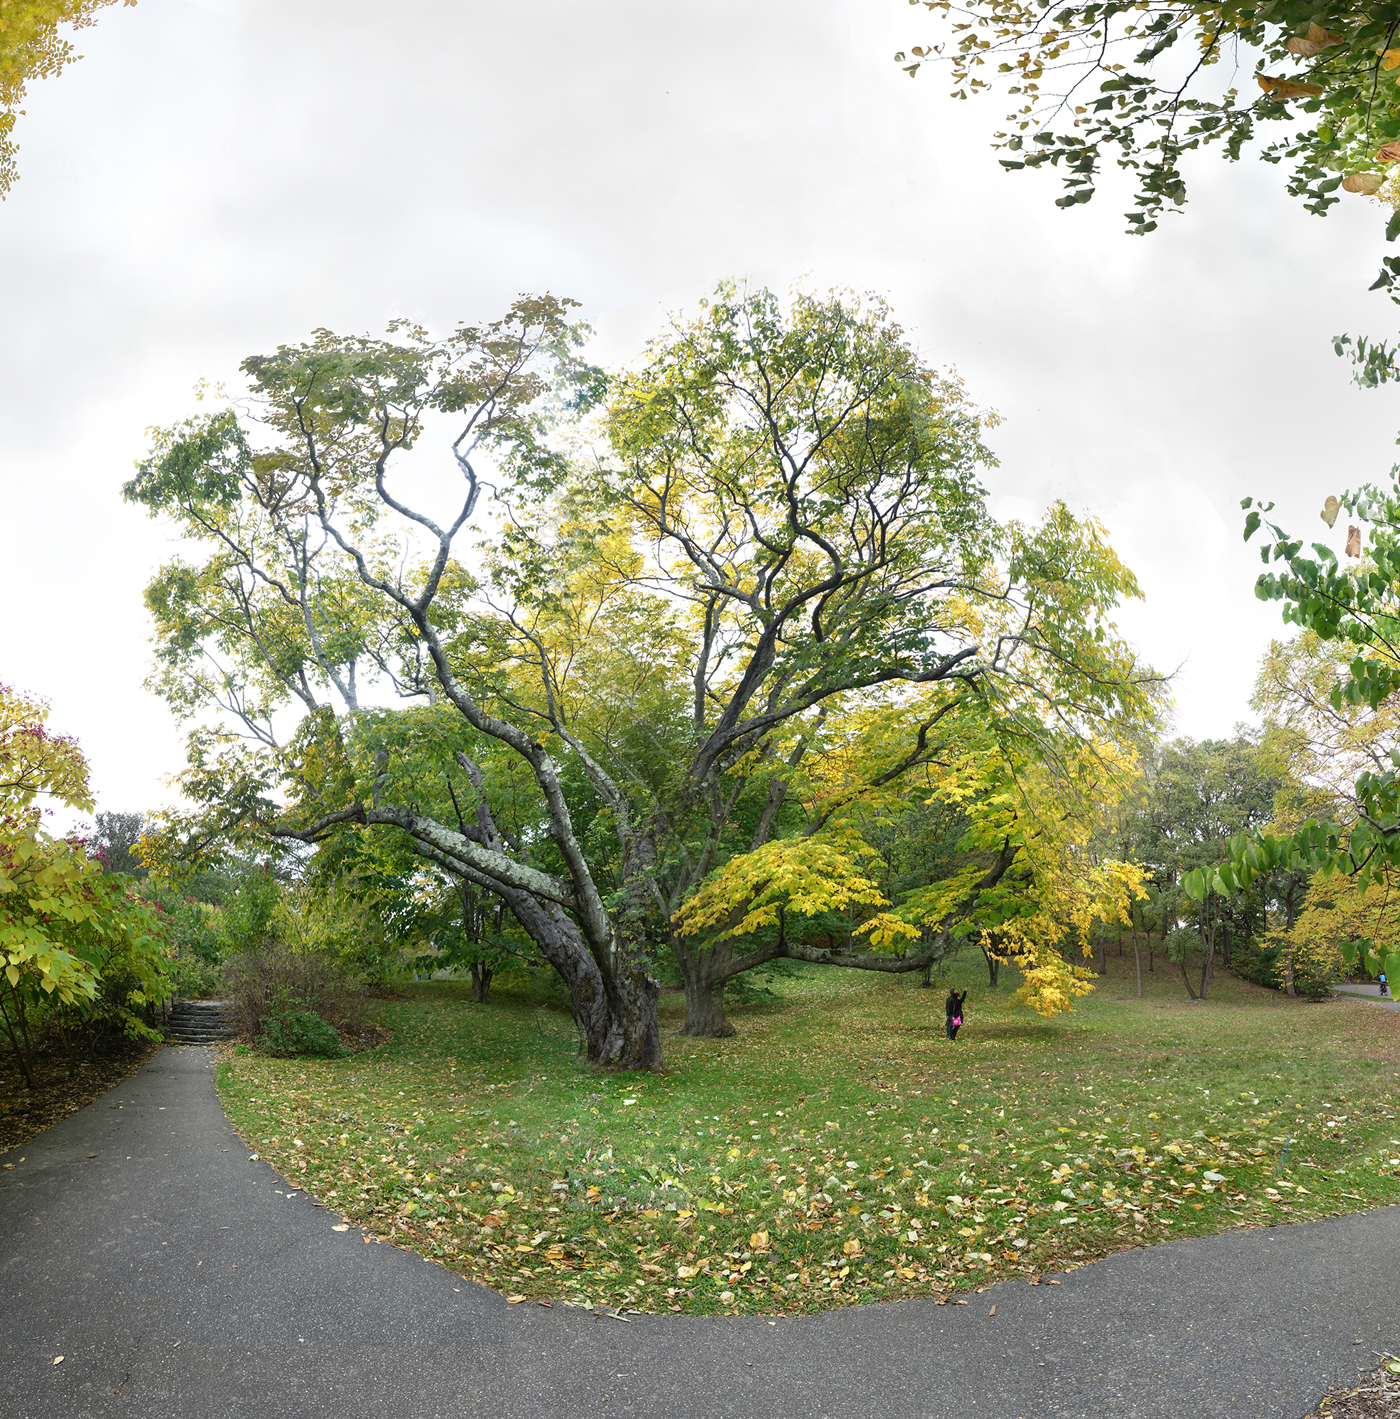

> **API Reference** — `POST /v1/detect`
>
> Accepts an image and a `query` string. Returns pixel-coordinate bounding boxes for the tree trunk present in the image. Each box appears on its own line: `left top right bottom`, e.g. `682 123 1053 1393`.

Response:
600 961 663 1070
919 963 933 989
984 946 1001 987
674 933 738 1038
1197 901 1215 1000
1096 934 1106 975
477 872 662 1069
470 962 493 1004
683 976 736 1038
1130 922 1143 999
0 990 36 1090
1283 875 1298 998
1221 921 1231 969
1180 955 1199 999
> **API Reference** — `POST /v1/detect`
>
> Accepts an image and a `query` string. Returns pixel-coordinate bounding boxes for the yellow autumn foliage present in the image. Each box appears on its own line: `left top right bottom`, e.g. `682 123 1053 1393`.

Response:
1273 874 1400 991
675 723 1148 1019
672 833 919 949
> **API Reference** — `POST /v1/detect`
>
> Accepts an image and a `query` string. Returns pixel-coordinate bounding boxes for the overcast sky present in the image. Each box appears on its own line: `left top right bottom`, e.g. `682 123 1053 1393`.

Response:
3 0 1398 819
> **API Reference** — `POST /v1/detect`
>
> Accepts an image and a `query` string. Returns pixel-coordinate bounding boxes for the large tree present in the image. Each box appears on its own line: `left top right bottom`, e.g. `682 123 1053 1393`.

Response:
127 286 1160 1068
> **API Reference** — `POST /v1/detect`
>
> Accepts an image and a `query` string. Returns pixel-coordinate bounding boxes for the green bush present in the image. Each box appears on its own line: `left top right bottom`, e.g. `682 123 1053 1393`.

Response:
262 995 343 1057
170 953 223 999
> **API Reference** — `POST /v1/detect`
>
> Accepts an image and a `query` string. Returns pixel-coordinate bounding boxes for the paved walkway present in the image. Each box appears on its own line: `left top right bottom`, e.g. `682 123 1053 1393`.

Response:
1330 985 1400 1013
2 1048 1398 1419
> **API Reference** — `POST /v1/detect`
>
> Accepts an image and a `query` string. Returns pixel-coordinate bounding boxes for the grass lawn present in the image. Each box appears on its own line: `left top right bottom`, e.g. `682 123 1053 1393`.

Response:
214 949 1400 1315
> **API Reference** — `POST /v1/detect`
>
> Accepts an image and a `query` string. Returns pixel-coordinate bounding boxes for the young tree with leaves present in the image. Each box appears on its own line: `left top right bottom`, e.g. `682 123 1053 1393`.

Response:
1198 473 1400 954
1129 734 1280 998
0 684 168 1086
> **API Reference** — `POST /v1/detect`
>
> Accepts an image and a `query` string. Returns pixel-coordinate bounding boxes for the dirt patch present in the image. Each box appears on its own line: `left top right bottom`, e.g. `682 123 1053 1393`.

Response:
338 1022 394 1054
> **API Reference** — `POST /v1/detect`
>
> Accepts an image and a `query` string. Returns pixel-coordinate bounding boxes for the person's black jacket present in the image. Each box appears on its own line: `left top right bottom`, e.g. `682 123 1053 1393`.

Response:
945 989 967 1018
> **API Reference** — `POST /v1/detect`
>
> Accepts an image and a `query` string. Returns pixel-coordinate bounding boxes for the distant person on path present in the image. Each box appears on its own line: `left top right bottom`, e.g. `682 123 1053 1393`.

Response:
1381 972 1389 998
945 988 967 1040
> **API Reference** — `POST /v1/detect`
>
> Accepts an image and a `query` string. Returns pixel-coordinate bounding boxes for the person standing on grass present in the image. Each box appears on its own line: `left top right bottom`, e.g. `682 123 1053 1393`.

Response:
945 987 967 1040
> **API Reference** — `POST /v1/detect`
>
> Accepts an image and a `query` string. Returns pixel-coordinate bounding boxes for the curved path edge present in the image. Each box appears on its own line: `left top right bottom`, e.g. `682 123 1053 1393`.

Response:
0 1046 1392 1418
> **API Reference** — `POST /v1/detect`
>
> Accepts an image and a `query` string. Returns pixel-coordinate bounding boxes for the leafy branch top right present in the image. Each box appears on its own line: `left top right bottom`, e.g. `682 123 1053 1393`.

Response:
897 0 1400 259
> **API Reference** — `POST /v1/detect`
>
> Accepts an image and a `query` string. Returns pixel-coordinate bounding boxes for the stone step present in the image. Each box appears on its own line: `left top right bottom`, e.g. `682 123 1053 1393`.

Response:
164 998 237 1043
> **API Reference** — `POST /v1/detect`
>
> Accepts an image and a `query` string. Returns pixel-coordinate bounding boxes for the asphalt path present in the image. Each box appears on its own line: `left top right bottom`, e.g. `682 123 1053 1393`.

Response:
1332 985 1400 1013
2 1047 1397 1419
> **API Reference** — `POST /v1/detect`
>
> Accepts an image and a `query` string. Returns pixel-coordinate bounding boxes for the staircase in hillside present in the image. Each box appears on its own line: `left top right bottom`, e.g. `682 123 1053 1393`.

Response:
165 999 237 1045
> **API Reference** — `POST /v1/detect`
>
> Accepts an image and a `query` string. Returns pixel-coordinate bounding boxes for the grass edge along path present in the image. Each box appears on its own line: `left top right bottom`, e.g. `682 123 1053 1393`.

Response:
215 958 1400 1316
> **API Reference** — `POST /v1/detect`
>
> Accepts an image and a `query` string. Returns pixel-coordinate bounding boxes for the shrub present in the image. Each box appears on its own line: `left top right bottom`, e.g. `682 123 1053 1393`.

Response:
262 994 343 1057
222 942 363 1043
169 953 223 1000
